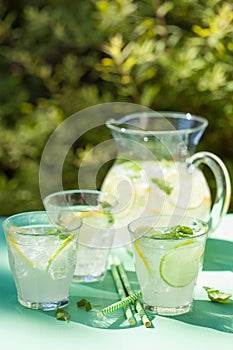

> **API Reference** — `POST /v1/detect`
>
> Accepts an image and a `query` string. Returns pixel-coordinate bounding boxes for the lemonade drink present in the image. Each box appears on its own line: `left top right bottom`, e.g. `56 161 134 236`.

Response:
101 159 211 245
128 216 208 316
3 212 81 310
45 209 114 282
71 208 114 282
43 190 116 282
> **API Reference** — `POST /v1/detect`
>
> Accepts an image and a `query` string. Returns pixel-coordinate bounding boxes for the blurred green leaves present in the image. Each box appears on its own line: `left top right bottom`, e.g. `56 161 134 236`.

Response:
0 0 233 214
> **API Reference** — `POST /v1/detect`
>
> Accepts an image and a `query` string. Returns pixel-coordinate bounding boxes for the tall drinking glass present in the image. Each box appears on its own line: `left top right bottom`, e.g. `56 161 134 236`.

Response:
128 215 208 316
44 190 116 282
3 211 82 310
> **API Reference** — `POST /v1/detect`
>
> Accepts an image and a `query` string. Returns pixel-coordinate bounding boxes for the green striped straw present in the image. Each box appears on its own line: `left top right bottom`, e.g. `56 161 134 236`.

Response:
114 256 151 328
109 256 136 326
97 291 142 318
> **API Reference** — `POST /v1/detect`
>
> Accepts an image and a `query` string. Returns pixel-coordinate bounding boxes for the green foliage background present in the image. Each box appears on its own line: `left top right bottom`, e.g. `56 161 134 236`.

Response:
0 0 233 215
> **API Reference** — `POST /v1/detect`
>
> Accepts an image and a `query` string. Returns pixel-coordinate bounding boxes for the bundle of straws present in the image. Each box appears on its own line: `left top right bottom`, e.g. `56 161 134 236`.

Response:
97 256 151 328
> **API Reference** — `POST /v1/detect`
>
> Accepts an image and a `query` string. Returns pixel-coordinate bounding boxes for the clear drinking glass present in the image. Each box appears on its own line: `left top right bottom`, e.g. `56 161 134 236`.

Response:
128 215 208 316
2 211 82 310
43 190 116 282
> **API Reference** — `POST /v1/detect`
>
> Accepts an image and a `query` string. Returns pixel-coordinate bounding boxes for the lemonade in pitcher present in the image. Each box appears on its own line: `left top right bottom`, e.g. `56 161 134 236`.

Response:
101 112 230 246
102 159 211 224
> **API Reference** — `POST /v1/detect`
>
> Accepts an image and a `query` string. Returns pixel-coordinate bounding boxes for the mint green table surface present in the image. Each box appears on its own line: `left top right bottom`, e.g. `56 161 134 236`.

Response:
0 215 233 350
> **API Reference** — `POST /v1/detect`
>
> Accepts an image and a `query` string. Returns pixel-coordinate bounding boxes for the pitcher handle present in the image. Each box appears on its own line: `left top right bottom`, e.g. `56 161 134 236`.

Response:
187 151 231 233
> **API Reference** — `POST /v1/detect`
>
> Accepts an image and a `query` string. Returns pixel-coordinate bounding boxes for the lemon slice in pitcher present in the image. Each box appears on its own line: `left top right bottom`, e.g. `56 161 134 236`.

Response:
164 167 204 209
160 241 203 287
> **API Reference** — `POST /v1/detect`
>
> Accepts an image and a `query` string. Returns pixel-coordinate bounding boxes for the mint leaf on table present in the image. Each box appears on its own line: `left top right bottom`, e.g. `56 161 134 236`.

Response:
77 298 92 312
77 298 87 307
84 302 92 312
56 308 70 321
203 286 232 303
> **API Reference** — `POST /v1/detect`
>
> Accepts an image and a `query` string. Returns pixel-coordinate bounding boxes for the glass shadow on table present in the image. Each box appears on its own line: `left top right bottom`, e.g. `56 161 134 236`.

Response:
171 299 233 334
45 238 233 332
171 238 233 334
45 270 155 329
1 237 232 332
203 238 233 272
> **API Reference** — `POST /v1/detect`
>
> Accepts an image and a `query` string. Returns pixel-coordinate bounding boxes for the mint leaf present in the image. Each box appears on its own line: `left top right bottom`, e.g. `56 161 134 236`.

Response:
151 178 173 195
84 302 92 312
203 286 232 303
105 211 114 225
77 298 87 307
45 228 71 240
56 308 70 321
147 225 194 239
59 233 69 240
99 201 112 209
167 225 194 237
45 228 67 238
46 228 62 235
124 161 142 172
77 298 92 312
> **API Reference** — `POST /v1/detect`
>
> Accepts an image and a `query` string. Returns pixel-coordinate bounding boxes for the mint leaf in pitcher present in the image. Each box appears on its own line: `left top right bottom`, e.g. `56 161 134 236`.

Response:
151 178 173 195
99 201 112 209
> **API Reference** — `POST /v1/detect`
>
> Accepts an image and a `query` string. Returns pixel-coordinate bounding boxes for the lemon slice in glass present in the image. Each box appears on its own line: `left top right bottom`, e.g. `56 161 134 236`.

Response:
160 240 203 287
133 241 151 273
74 211 112 228
46 233 75 270
7 236 34 267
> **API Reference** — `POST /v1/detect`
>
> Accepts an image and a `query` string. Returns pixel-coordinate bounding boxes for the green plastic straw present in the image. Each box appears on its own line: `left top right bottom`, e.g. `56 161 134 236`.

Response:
97 291 142 318
109 256 136 326
114 256 151 328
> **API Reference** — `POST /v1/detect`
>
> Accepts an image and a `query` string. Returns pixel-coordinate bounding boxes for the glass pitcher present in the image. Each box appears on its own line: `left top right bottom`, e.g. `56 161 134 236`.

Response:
101 111 231 246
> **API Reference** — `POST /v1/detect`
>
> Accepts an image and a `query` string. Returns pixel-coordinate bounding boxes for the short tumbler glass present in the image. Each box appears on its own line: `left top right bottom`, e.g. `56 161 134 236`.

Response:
3 211 82 311
44 190 116 282
128 215 208 316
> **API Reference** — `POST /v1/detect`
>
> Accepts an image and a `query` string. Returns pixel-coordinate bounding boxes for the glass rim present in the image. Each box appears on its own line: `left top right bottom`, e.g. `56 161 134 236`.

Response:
127 215 209 241
106 111 208 136
2 210 82 236
43 189 118 207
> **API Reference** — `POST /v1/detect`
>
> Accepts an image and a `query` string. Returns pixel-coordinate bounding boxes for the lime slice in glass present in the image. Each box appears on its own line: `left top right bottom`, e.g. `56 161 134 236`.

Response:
160 240 203 287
